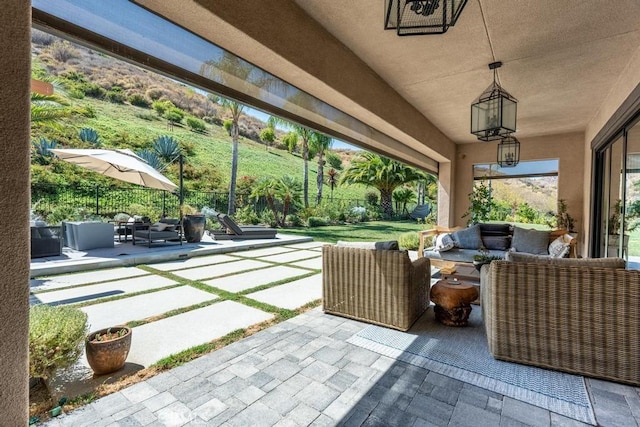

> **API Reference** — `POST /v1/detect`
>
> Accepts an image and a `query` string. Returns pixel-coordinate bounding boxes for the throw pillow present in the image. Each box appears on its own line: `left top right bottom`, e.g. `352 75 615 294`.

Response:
478 223 511 236
434 233 455 252
149 222 168 232
336 240 399 250
511 227 549 255
451 224 483 249
548 235 570 258
481 235 511 251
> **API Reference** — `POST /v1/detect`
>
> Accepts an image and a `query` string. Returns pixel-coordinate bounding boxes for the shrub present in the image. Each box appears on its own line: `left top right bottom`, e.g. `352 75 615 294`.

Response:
152 99 173 115
186 116 206 132
82 83 106 99
365 191 379 207
48 40 79 63
234 205 261 225
67 87 85 99
105 90 125 104
308 216 329 227
223 119 233 135
164 107 185 123
326 151 343 170
203 116 222 125
398 231 420 251
29 305 87 379
135 112 158 121
128 93 151 108
260 127 276 148
32 29 55 46
31 137 57 165
259 209 277 228
286 214 304 227
152 135 181 161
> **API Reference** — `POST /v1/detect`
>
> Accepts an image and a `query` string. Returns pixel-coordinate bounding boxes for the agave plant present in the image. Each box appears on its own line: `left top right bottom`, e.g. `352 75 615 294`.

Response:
136 149 163 170
78 127 101 146
152 135 181 162
31 137 58 165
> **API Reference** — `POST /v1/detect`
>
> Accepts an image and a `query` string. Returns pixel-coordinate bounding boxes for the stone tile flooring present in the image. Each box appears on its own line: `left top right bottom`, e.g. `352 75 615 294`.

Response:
33 241 640 426
43 308 640 426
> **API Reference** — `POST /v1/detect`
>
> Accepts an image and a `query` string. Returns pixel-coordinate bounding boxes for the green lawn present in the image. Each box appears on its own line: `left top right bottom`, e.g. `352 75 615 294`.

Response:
281 220 430 244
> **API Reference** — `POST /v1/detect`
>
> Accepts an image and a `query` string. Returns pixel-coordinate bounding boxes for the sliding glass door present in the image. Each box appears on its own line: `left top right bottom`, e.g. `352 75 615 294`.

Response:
596 116 640 261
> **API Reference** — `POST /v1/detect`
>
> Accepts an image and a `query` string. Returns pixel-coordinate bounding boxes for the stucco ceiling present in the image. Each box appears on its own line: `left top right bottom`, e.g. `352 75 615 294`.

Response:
293 0 640 143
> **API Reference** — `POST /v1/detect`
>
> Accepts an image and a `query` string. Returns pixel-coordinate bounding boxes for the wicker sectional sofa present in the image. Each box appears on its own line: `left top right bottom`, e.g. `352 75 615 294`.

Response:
322 244 431 331
481 254 640 385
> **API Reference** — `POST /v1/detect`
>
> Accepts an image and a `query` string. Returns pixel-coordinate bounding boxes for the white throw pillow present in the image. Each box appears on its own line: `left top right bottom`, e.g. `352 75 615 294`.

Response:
434 233 455 252
548 235 570 258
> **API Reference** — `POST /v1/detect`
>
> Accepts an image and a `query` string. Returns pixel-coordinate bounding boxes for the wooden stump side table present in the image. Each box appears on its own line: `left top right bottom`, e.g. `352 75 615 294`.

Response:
430 279 479 326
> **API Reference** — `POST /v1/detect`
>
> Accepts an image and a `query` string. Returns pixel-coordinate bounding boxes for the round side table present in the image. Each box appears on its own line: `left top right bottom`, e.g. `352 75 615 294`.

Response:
430 279 479 326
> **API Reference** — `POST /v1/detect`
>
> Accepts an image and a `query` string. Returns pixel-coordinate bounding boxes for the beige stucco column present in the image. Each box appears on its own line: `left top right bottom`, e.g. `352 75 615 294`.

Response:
0 0 31 425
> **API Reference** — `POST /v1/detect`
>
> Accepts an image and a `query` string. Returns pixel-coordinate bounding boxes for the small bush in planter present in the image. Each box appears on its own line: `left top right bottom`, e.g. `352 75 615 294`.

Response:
29 305 88 380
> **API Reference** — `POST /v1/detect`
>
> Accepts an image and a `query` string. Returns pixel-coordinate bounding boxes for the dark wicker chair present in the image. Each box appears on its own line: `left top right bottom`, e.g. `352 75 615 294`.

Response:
132 218 182 247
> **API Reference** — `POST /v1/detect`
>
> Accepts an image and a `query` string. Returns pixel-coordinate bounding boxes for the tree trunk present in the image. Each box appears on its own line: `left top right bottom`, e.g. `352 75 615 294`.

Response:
228 122 239 215
302 138 309 208
316 152 324 205
380 189 394 218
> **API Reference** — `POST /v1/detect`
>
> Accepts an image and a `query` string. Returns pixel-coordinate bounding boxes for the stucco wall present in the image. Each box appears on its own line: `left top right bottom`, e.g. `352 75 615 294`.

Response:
454 132 586 254
0 0 31 425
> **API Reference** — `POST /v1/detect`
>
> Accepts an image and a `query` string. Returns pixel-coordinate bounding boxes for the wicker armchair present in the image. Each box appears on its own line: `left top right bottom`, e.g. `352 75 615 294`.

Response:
322 245 431 331
482 259 640 385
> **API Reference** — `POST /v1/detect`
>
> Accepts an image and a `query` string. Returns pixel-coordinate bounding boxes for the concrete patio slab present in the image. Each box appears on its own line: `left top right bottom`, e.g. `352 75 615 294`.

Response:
30 267 149 292
82 286 218 331
172 259 271 281
245 274 322 309
31 275 178 306
258 250 321 264
233 246 296 258
289 257 323 270
283 241 327 250
149 254 239 271
203 265 311 293
126 300 274 366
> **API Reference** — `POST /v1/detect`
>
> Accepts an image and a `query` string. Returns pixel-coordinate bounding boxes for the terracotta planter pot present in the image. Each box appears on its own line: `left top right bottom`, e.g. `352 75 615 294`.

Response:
183 214 206 243
85 326 132 375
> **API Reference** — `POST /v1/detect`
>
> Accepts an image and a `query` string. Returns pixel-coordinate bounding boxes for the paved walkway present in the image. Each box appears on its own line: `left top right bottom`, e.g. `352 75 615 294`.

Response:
42 308 640 427
32 241 640 426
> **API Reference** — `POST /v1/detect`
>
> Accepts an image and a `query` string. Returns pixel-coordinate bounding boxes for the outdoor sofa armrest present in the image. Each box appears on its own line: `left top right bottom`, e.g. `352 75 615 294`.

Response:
417 226 461 258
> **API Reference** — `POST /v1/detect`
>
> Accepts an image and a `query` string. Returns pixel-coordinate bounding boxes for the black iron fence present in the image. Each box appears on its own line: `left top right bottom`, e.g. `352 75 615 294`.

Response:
30 183 375 222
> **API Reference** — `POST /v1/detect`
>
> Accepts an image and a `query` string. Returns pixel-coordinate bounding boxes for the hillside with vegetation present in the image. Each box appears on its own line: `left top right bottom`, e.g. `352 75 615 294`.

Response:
29 30 368 209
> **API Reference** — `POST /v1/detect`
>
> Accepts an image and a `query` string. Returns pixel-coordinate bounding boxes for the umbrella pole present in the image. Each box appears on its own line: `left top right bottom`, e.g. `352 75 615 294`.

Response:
179 154 184 219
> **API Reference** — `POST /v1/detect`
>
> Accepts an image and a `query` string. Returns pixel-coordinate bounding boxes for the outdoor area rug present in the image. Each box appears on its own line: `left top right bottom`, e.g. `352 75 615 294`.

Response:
347 308 596 425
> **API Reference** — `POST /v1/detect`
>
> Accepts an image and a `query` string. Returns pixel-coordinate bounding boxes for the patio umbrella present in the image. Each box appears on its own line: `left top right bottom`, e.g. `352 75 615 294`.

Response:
50 148 178 192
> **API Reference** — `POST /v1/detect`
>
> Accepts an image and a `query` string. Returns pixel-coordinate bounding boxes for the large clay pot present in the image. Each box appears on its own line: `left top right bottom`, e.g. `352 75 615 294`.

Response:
85 326 132 375
183 214 206 243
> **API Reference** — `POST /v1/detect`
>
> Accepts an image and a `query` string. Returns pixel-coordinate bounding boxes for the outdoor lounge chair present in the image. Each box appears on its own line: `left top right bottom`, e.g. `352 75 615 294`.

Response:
209 213 277 240
133 218 182 247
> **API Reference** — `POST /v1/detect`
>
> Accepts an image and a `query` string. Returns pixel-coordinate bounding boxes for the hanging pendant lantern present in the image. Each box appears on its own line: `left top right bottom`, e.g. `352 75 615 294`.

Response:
384 0 468 36
471 62 517 142
497 135 520 168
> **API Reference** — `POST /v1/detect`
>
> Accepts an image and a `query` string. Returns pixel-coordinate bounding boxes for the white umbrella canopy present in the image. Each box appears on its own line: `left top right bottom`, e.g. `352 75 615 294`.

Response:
50 148 178 192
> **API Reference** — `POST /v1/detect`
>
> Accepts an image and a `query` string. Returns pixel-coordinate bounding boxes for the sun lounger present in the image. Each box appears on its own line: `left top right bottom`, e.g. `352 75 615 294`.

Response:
210 213 277 240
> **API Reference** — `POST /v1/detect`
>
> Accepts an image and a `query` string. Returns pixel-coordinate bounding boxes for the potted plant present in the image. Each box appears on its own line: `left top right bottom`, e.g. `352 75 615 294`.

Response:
181 204 206 243
472 247 502 271
555 199 575 232
85 326 132 375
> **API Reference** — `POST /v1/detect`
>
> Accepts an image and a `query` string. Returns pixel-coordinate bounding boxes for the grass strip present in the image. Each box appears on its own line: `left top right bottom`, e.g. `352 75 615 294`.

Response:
31 272 153 294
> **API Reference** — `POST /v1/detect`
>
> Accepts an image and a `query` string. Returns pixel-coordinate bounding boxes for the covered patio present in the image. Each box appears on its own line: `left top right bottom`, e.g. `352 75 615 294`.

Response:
3 1 640 425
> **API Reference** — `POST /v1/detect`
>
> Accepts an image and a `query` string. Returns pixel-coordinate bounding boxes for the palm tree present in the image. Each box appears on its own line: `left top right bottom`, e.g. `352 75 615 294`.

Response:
30 92 74 127
393 187 416 215
222 100 245 215
309 133 332 205
340 152 427 217
200 53 252 215
251 175 302 227
267 117 315 208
